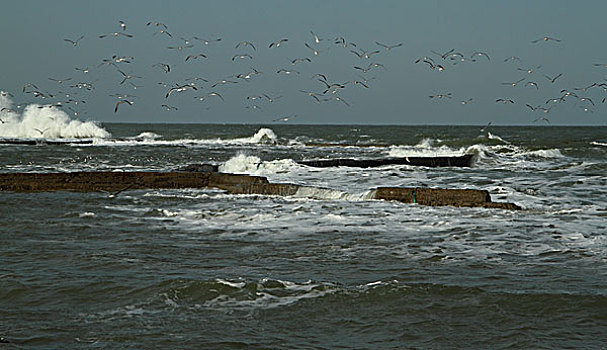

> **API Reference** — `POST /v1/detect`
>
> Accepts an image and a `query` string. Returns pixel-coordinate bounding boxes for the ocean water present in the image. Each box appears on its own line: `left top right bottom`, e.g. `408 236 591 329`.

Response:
1 115 606 348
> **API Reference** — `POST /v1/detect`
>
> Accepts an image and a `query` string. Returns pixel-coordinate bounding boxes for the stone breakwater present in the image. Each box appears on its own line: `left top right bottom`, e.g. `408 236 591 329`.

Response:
0 168 520 210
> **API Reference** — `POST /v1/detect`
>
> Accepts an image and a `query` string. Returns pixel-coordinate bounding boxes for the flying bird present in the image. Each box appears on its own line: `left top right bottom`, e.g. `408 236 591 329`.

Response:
531 36 561 43
269 38 288 48
471 51 490 61
185 53 207 61
304 42 320 56
114 99 133 113
166 84 197 98
501 78 525 87
64 35 84 46
99 32 133 39
161 104 178 111
119 20 127 31
375 41 403 51
232 53 253 61
543 73 562 83
152 63 170 73
235 41 256 50
496 98 515 104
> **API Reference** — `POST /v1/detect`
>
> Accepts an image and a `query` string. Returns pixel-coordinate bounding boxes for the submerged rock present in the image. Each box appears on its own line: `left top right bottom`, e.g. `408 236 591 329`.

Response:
0 168 519 209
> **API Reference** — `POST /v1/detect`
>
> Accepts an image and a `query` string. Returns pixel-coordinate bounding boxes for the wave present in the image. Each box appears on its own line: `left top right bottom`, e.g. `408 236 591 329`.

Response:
590 141 607 147
0 94 110 139
218 153 300 174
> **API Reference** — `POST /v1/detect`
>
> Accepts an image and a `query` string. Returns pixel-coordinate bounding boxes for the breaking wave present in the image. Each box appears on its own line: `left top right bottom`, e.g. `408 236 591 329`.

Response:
0 94 111 139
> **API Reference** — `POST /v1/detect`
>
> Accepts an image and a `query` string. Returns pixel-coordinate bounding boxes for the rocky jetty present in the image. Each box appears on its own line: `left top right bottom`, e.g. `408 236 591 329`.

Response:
298 154 475 168
0 166 519 209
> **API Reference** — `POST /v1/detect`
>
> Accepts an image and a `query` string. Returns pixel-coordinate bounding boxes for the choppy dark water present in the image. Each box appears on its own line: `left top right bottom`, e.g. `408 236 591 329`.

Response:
1 124 606 349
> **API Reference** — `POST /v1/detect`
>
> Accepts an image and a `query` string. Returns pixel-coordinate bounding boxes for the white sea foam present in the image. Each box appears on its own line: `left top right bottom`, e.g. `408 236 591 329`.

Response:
387 144 465 157
523 148 564 158
590 141 607 147
0 94 110 139
294 186 375 201
218 153 300 175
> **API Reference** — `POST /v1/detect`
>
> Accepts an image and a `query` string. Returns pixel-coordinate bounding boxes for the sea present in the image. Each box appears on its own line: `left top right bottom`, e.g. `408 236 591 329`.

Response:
1 113 606 348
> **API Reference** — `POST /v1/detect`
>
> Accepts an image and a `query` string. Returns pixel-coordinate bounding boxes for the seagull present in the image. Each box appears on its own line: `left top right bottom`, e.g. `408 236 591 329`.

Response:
0 90 14 98
235 41 256 50
517 65 541 74
48 77 72 85
593 63 607 68
269 38 288 48
114 99 133 112
161 104 178 111
431 49 455 60
419 60 444 71
166 84 197 98
531 36 561 43
290 57 312 65
99 32 133 39
304 42 320 55
117 70 142 85
167 44 193 51
543 73 562 83
263 94 281 103
335 37 356 48
429 93 452 99
501 78 525 87
193 37 222 45
310 31 323 44
480 121 492 133
232 53 253 61
578 97 595 106
533 116 550 124
207 92 225 101
312 73 328 82
33 127 49 136
23 83 39 92
74 67 89 74
153 29 172 37
460 98 473 105
273 114 296 122
211 79 238 88
64 35 84 47
503 56 521 63
525 81 539 89
415 56 435 64
324 96 350 106
152 63 170 73
347 80 369 89
574 83 597 92
375 41 403 51
245 105 263 111
277 68 300 75
299 90 322 103
471 51 490 61
185 53 207 61
185 76 209 83
119 20 127 31
146 21 168 29
496 98 515 104
525 104 537 111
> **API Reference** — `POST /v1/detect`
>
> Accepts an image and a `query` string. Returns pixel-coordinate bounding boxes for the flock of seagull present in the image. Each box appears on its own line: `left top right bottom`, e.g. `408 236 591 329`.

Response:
2 20 606 129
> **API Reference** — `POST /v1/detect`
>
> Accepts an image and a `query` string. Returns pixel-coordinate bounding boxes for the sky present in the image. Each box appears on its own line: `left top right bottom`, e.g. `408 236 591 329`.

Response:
0 0 606 125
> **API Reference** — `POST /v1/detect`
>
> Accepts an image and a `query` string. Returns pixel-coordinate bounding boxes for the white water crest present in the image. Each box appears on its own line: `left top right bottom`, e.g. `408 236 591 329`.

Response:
232 128 278 144
0 94 111 139
293 186 375 201
219 153 300 175
388 139 465 157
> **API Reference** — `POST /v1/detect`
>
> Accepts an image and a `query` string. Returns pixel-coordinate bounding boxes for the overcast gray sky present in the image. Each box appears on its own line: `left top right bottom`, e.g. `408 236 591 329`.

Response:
1 0 606 125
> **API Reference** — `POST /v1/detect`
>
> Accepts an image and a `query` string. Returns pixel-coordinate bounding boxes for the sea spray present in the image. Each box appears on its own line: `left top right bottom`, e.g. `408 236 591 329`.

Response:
0 95 110 139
